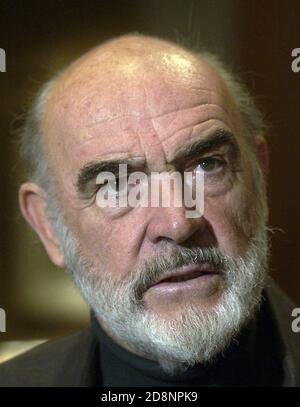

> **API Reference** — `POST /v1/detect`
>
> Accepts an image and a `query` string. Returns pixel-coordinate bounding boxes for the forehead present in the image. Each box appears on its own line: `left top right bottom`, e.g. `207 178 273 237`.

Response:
42 47 242 176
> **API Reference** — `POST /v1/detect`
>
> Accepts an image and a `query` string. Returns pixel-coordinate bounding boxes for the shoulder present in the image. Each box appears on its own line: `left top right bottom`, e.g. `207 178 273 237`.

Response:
0 328 98 387
264 278 300 386
265 278 299 333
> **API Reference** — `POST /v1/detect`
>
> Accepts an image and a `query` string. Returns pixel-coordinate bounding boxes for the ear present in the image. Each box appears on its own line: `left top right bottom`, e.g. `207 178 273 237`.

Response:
19 182 65 267
254 135 269 178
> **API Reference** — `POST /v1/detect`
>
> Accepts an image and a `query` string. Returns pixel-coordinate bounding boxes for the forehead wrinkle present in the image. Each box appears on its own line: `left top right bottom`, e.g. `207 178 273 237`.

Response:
74 137 144 173
65 85 234 139
49 45 227 127
153 105 234 138
74 104 236 174
73 102 234 158
43 38 243 177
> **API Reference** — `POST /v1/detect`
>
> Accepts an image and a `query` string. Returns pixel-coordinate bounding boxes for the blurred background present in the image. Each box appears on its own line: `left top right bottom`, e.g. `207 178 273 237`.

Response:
0 0 299 362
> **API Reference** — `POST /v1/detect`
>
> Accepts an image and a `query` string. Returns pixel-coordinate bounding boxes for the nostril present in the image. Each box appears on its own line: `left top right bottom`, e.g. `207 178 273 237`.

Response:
146 206 206 245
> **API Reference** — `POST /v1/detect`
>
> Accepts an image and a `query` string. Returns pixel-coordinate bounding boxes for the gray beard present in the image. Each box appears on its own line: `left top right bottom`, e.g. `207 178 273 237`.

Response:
58 221 269 375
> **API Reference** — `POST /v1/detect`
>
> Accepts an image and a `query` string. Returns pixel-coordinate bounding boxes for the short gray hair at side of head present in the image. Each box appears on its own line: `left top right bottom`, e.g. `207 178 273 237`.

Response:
19 77 57 191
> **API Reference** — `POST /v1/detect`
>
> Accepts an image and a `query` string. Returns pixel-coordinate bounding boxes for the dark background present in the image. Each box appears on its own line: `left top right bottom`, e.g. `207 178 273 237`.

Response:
0 0 299 342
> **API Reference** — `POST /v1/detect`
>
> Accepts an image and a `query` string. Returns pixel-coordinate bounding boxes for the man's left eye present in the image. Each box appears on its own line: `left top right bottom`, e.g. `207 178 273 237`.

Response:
196 157 225 173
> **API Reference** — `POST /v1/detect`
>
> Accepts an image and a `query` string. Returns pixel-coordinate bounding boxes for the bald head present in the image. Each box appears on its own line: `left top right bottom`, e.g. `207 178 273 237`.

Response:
54 34 218 90
45 34 234 138
21 34 264 189
41 35 248 189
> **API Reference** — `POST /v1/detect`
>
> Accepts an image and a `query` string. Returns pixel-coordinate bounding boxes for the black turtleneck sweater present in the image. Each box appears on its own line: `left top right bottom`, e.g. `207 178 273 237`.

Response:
91 295 284 387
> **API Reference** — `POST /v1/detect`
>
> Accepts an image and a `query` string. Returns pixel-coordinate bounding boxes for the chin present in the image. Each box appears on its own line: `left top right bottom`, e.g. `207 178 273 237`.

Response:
143 274 225 315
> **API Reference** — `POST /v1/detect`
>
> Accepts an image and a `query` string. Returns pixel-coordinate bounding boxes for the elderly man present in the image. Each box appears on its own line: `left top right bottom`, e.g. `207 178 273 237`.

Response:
0 34 299 387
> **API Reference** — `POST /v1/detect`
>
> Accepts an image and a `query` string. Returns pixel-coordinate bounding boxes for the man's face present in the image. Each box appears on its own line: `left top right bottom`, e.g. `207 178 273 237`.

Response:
40 38 268 367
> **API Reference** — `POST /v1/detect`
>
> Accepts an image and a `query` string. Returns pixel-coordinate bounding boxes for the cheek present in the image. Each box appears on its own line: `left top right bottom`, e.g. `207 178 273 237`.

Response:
70 208 140 279
62 206 110 270
204 187 257 256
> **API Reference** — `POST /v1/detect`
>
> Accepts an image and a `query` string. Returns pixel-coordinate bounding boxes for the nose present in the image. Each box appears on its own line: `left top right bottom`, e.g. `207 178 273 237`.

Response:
146 205 204 245
145 169 206 245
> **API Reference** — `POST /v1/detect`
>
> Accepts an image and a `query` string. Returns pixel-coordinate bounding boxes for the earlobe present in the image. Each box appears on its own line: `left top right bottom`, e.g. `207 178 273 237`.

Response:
19 182 65 267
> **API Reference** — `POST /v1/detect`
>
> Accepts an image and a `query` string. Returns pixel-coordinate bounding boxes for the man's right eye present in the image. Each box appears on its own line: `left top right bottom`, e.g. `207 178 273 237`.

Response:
196 157 226 174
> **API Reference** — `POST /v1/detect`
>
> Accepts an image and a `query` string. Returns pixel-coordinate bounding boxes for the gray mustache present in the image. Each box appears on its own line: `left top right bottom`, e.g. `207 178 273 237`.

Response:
131 246 226 301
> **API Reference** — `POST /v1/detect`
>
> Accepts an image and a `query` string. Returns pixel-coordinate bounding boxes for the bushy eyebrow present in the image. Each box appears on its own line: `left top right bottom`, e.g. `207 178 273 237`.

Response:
172 128 239 164
76 158 145 195
75 128 239 195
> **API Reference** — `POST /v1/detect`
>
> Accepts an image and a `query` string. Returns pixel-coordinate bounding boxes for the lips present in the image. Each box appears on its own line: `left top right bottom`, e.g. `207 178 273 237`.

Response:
151 263 218 287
